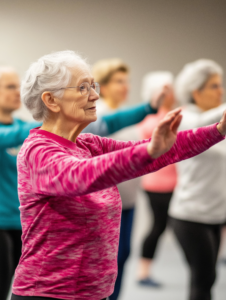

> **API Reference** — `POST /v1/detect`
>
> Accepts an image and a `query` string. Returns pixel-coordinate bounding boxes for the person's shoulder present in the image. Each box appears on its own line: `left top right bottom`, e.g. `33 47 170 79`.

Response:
21 130 59 153
182 104 200 114
78 133 105 155
78 132 106 147
180 105 200 121
178 105 200 130
78 132 100 144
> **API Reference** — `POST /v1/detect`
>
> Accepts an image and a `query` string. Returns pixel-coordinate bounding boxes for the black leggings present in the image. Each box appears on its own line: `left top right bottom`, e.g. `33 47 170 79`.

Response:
142 191 172 259
0 229 22 300
11 296 107 300
170 217 221 300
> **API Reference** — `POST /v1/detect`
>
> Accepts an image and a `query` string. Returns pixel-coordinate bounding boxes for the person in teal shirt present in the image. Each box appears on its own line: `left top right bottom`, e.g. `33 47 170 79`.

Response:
0 66 159 300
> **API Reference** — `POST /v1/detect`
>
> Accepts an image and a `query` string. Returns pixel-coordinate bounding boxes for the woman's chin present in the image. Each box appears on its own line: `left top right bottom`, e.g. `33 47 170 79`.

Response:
86 114 98 123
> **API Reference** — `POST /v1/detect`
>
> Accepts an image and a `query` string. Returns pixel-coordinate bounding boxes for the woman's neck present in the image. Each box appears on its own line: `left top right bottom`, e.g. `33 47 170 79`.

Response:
0 109 13 124
41 116 87 143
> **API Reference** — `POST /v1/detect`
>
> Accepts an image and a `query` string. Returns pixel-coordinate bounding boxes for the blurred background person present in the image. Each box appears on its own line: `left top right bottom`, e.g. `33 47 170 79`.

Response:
169 59 226 300
136 72 177 287
0 67 41 300
93 59 165 300
94 58 130 114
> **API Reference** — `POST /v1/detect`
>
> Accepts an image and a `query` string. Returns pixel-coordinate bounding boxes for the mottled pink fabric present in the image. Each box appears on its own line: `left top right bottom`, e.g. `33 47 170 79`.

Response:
13 124 224 300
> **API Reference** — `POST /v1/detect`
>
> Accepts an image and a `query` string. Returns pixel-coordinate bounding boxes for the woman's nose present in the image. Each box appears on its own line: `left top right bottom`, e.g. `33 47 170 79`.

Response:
89 88 99 101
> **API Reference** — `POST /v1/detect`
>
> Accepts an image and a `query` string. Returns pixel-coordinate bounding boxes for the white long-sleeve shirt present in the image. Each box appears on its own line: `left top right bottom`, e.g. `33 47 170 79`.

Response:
169 104 226 224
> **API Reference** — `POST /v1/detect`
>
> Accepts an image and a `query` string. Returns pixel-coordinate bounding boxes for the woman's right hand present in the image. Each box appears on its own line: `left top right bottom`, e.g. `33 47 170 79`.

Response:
217 110 226 135
147 108 182 158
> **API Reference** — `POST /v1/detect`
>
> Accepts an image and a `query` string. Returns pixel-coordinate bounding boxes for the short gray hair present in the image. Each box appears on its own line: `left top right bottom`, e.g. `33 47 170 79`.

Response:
21 50 88 121
175 59 223 105
141 71 174 102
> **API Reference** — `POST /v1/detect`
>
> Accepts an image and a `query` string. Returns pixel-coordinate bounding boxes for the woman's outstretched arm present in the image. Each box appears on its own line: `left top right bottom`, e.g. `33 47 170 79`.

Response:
132 122 224 178
25 109 226 198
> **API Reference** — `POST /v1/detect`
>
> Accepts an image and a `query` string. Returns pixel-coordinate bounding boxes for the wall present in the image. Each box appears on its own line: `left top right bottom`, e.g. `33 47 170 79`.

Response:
0 0 225 119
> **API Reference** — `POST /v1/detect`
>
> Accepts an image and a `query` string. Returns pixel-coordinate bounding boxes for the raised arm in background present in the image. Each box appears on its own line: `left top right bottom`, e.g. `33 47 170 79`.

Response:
82 103 157 136
0 120 42 149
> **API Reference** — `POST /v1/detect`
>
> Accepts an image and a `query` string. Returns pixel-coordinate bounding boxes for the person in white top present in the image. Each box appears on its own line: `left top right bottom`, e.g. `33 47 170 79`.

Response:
169 59 226 300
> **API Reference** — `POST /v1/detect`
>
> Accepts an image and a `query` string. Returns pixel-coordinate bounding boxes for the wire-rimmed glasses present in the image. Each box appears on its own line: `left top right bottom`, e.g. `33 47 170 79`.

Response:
58 82 100 96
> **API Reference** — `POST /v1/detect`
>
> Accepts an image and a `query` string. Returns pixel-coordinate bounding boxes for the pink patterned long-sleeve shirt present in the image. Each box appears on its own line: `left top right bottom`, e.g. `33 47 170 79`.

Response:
13 124 224 300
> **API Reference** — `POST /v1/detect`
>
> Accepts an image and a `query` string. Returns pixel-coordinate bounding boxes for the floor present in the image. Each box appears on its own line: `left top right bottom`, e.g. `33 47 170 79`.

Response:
7 191 226 300
118 191 226 300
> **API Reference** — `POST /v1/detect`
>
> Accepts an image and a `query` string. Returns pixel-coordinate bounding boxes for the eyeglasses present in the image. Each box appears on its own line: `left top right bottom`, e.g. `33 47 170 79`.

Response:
58 82 100 96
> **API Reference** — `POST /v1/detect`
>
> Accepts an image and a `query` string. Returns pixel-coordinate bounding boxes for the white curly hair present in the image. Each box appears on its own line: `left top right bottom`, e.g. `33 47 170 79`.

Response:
21 50 88 121
175 59 223 105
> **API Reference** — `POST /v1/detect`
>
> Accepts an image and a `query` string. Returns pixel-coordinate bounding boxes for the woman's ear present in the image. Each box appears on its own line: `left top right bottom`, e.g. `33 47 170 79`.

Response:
41 92 61 113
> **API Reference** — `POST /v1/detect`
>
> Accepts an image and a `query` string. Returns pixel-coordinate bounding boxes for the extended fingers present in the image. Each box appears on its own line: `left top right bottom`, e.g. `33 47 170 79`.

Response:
159 108 182 127
221 110 226 122
156 108 182 135
217 110 226 135
171 114 183 134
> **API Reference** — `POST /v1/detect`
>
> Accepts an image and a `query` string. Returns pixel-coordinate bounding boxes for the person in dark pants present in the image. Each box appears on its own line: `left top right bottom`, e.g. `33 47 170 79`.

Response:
139 192 172 286
170 218 221 300
0 230 22 300
137 72 177 287
169 59 226 300
142 192 172 261
92 60 163 300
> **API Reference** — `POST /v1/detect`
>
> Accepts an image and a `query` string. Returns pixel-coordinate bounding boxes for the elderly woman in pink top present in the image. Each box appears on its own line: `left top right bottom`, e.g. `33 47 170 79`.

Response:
137 72 177 287
11 51 226 300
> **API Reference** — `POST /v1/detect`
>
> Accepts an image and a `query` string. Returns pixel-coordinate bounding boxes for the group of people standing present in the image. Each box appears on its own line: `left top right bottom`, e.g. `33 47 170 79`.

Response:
92 57 226 300
0 51 225 300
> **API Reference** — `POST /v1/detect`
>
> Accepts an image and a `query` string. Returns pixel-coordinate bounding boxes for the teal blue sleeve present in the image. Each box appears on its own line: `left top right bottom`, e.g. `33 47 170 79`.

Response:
82 119 108 136
102 103 158 135
0 121 42 149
